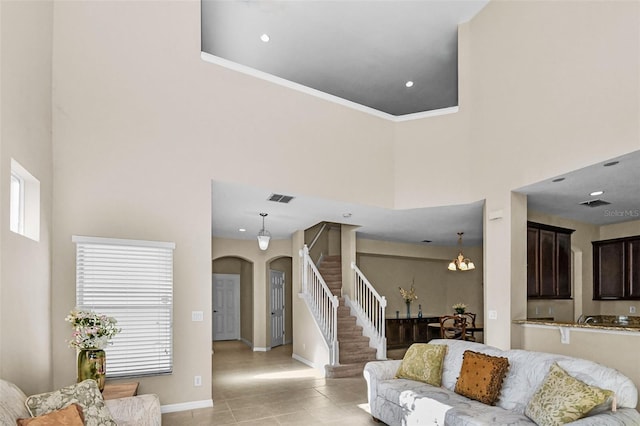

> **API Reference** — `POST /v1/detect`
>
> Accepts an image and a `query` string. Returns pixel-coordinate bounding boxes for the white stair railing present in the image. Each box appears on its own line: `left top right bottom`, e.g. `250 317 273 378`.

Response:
348 262 387 359
300 245 339 365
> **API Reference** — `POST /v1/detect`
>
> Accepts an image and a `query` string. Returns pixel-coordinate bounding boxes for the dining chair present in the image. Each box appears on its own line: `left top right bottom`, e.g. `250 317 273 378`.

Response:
460 313 477 341
439 315 467 340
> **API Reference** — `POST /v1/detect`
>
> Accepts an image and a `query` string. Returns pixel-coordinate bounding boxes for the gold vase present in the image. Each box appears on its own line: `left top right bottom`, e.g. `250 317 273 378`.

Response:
77 348 106 391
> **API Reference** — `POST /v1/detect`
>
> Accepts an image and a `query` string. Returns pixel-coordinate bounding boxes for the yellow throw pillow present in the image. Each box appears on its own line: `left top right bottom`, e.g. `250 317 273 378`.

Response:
454 350 509 405
17 403 84 426
395 343 447 386
524 363 613 426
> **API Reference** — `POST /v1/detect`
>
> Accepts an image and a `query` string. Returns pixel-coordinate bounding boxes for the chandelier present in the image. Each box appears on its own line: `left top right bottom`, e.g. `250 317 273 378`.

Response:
257 213 271 251
448 232 475 271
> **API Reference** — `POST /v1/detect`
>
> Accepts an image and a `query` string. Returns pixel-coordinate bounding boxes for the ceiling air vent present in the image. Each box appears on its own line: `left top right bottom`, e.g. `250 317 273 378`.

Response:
579 199 610 208
268 193 295 204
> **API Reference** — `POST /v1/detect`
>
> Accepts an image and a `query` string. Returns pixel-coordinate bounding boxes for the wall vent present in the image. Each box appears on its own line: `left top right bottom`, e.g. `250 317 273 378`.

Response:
579 199 610 208
268 193 294 203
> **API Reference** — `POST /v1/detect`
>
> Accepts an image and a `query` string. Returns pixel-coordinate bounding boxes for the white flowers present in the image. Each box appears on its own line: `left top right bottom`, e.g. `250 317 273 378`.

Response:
65 309 120 350
399 285 418 303
452 303 467 314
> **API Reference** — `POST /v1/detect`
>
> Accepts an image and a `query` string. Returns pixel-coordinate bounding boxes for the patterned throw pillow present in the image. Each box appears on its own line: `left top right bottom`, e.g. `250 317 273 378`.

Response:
525 363 613 426
396 343 448 386
17 403 84 426
25 380 116 426
454 350 509 405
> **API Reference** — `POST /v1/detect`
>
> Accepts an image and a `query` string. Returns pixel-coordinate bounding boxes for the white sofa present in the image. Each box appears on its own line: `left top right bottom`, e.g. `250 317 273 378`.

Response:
364 339 640 425
0 378 161 426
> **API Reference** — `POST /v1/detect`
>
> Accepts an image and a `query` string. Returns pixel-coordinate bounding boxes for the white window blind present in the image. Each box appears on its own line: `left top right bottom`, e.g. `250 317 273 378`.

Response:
73 236 175 378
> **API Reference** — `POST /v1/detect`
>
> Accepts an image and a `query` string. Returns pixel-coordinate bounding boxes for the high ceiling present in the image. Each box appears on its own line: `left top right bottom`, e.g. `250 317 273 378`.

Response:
211 150 640 247
201 0 490 117
204 1 639 246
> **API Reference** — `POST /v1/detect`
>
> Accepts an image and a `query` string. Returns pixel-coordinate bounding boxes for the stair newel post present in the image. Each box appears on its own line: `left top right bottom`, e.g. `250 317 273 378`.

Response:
299 246 308 295
380 296 387 359
331 294 339 365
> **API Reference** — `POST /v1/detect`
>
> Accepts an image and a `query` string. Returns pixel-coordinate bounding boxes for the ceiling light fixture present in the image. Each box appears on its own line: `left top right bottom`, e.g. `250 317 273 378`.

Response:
405 81 414 88
590 190 604 197
447 232 475 271
260 33 270 43
239 228 246 232
257 213 271 250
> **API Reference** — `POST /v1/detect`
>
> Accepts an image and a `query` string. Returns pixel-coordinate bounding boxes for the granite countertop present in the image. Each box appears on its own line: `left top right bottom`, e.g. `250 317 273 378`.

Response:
513 318 640 333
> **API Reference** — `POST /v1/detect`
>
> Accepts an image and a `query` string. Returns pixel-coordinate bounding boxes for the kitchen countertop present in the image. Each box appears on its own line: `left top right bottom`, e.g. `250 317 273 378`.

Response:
513 318 640 333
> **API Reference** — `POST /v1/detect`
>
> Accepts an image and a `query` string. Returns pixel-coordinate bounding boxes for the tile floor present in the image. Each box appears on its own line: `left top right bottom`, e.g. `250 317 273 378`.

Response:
161 341 381 425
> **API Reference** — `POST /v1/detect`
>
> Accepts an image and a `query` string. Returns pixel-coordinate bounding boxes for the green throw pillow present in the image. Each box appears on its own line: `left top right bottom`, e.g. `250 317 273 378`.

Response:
395 343 447 386
25 379 116 426
525 363 613 426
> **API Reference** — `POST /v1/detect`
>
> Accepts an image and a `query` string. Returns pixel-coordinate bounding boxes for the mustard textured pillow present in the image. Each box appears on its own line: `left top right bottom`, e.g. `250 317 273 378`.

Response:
454 350 509 405
395 343 447 386
17 403 84 426
524 363 613 426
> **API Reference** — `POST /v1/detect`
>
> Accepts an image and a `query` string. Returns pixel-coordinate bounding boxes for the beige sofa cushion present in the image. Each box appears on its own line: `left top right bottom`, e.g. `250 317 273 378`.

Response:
0 378 30 424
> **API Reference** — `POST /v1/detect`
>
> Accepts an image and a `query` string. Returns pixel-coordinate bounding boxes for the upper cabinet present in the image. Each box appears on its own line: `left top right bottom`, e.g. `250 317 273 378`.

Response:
593 235 640 300
527 222 574 299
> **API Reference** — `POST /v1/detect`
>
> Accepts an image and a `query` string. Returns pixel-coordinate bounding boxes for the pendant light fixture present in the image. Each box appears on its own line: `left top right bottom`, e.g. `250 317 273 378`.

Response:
448 232 475 271
257 213 271 251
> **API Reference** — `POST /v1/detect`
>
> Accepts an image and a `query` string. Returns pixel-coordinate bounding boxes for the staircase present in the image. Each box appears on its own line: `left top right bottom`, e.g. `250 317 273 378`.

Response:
319 255 378 378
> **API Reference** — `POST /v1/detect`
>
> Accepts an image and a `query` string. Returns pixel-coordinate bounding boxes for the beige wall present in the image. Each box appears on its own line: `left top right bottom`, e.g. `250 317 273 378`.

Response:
0 0 54 395
520 325 640 396
0 0 635 409
356 239 483 324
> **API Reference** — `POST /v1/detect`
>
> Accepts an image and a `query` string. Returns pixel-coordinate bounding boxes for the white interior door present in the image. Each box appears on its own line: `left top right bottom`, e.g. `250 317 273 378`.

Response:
212 273 240 341
270 270 285 347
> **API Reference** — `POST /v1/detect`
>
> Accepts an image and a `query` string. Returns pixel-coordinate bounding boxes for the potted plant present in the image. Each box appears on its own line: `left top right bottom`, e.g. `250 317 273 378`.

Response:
66 308 120 391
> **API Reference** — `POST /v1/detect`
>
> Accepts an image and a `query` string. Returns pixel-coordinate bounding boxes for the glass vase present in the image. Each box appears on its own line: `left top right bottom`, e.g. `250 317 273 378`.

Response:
77 348 106 391
406 301 411 318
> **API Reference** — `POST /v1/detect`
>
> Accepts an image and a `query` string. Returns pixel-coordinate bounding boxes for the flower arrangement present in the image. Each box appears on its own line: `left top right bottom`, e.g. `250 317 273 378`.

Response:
399 285 418 304
65 308 120 350
452 303 467 314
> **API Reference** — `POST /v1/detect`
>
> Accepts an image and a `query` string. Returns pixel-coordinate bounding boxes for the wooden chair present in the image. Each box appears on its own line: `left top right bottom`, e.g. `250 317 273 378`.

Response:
460 313 477 341
439 315 467 340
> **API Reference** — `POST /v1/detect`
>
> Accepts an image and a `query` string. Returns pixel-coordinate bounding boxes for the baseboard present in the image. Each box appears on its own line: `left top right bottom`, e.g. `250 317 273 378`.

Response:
253 346 271 352
240 337 252 348
161 399 213 413
292 353 325 377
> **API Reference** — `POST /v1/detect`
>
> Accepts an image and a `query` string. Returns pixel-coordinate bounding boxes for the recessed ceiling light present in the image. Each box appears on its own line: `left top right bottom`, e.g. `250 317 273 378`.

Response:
552 177 565 182
238 228 246 232
604 161 619 167
590 190 604 196
260 33 270 43
405 81 414 88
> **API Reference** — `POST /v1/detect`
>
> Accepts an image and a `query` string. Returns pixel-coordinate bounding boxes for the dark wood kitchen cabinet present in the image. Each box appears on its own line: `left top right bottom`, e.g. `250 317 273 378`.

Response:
527 222 574 299
593 235 640 300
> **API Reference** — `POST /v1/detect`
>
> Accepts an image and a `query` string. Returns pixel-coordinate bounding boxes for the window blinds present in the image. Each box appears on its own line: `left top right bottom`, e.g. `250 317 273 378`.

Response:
73 236 175 378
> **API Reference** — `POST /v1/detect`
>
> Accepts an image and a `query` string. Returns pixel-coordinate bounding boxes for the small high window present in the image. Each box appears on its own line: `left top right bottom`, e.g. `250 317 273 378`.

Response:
10 159 40 241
